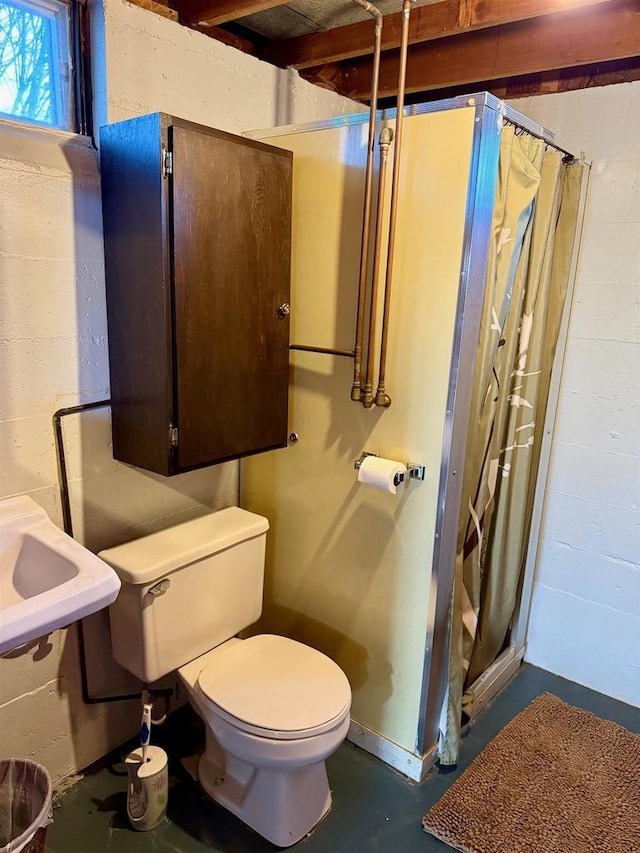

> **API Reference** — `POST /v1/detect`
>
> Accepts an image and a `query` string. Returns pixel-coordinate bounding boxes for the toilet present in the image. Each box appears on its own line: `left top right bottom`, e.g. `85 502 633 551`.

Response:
100 507 351 847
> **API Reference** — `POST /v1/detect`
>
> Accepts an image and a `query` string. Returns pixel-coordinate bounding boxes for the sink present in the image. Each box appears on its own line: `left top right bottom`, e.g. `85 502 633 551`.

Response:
0 495 121 654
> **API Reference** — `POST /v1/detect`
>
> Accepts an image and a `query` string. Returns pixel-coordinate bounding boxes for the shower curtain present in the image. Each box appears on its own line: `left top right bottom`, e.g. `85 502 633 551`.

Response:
440 126 585 765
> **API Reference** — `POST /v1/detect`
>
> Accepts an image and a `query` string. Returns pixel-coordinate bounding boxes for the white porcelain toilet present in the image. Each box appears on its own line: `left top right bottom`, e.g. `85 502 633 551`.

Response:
100 507 351 847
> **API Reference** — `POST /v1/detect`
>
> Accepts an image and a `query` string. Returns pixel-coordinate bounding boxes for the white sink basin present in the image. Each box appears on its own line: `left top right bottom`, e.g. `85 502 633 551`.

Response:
0 495 121 654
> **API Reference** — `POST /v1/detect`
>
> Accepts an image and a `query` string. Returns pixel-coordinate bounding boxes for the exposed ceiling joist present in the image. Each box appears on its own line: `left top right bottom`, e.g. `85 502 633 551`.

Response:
181 0 290 27
132 0 178 21
130 0 640 103
263 0 457 68
192 24 259 53
263 0 618 70
440 56 640 103
306 0 639 100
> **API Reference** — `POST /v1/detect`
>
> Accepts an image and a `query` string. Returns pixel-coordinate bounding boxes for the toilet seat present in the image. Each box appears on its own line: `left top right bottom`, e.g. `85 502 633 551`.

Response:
197 634 351 741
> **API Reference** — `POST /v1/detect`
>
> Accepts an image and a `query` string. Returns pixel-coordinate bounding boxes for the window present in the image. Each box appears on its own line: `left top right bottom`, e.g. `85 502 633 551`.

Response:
0 0 90 133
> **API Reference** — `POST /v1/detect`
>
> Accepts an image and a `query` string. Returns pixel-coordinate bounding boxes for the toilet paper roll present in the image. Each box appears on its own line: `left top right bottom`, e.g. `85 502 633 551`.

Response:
357 456 407 495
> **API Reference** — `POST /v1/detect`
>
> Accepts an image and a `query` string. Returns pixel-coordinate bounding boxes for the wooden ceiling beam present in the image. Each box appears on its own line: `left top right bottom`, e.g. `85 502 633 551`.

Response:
127 0 178 21
193 24 259 54
465 57 640 102
381 56 640 106
178 0 290 27
262 0 457 68
316 0 640 101
263 0 618 70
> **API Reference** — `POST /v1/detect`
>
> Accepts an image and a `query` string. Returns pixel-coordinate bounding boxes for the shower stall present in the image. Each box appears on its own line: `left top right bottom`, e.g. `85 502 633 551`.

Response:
241 93 588 779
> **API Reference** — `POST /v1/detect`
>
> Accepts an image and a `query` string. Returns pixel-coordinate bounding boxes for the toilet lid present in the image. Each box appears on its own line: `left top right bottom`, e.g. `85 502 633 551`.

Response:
198 635 351 734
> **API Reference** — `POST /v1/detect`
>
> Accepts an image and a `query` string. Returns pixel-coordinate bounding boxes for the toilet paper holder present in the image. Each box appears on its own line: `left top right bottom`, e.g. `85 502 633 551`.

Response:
354 452 425 487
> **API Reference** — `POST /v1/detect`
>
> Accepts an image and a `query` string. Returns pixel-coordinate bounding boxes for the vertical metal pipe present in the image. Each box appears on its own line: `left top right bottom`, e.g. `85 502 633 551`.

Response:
351 0 384 402
361 126 394 408
53 400 147 704
374 0 413 408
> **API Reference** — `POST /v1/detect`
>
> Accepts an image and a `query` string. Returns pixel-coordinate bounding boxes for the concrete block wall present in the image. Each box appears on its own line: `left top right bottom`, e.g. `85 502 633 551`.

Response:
0 0 358 781
94 0 360 131
509 82 640 707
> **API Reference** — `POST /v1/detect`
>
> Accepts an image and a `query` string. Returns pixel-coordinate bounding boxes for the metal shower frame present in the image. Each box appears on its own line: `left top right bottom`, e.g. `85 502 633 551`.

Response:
245 91 590 775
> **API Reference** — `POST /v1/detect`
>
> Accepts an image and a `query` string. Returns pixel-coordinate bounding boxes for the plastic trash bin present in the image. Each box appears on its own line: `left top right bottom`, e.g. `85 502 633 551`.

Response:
0 760 52 853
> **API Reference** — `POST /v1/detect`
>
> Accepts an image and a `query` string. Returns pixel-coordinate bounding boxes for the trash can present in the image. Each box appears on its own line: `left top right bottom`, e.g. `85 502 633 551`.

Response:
0 760 53 853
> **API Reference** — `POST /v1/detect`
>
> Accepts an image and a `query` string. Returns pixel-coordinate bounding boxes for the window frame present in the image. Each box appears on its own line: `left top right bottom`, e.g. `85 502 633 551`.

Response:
0 0 92 136
70 0 91 136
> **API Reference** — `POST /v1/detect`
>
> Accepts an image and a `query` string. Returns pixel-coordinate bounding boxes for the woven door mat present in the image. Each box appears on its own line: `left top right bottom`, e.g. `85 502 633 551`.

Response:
422 693 640 853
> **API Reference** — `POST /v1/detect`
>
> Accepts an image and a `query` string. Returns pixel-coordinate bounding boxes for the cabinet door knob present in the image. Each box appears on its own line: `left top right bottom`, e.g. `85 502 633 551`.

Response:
277 303 290 319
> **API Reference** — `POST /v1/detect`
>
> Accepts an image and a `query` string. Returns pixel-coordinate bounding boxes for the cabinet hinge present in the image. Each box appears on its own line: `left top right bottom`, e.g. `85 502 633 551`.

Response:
162 149 173 178
169 424 178 448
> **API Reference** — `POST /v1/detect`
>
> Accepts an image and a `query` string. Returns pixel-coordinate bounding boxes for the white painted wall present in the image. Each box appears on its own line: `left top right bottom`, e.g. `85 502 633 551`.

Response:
93 0 359 130
509 83 640 707
0 0 358 782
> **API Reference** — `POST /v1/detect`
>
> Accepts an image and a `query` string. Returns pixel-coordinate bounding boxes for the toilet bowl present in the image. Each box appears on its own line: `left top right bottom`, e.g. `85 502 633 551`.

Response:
101 507 352 847
178 634 351 847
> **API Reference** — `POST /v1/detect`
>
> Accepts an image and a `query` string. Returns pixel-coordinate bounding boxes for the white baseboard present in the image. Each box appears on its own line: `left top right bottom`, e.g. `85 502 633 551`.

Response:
347 719 438 783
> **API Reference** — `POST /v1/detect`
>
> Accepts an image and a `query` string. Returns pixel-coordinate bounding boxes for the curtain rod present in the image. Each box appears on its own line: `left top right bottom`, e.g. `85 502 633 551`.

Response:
501 115 589 165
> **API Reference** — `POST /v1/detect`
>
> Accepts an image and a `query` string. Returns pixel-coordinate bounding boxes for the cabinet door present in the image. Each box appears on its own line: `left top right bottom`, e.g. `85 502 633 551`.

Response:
171 124 292 470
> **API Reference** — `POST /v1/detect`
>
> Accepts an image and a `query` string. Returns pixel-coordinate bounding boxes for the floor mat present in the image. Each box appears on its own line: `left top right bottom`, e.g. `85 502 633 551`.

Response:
422 692 640 853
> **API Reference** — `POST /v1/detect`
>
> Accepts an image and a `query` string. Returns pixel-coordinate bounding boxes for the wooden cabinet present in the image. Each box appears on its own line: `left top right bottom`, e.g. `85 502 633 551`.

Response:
100 113 292 475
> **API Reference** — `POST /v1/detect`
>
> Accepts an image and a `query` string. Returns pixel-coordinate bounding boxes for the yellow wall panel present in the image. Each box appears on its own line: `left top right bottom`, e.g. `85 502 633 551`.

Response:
242 107 476 753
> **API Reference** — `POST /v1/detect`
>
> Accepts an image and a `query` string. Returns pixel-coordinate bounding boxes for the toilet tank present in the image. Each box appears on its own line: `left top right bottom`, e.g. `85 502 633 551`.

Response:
99 507 269 682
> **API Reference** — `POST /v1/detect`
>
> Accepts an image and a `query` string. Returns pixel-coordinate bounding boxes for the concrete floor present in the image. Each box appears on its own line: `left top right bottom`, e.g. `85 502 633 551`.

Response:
48 664 639 852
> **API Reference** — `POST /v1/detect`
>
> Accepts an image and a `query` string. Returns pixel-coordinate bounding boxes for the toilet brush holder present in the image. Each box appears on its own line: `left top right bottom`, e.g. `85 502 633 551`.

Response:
125 745 168 831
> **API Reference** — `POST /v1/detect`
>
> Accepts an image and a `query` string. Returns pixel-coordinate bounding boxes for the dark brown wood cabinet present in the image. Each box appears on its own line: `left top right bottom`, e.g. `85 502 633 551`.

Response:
100 113 292 475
